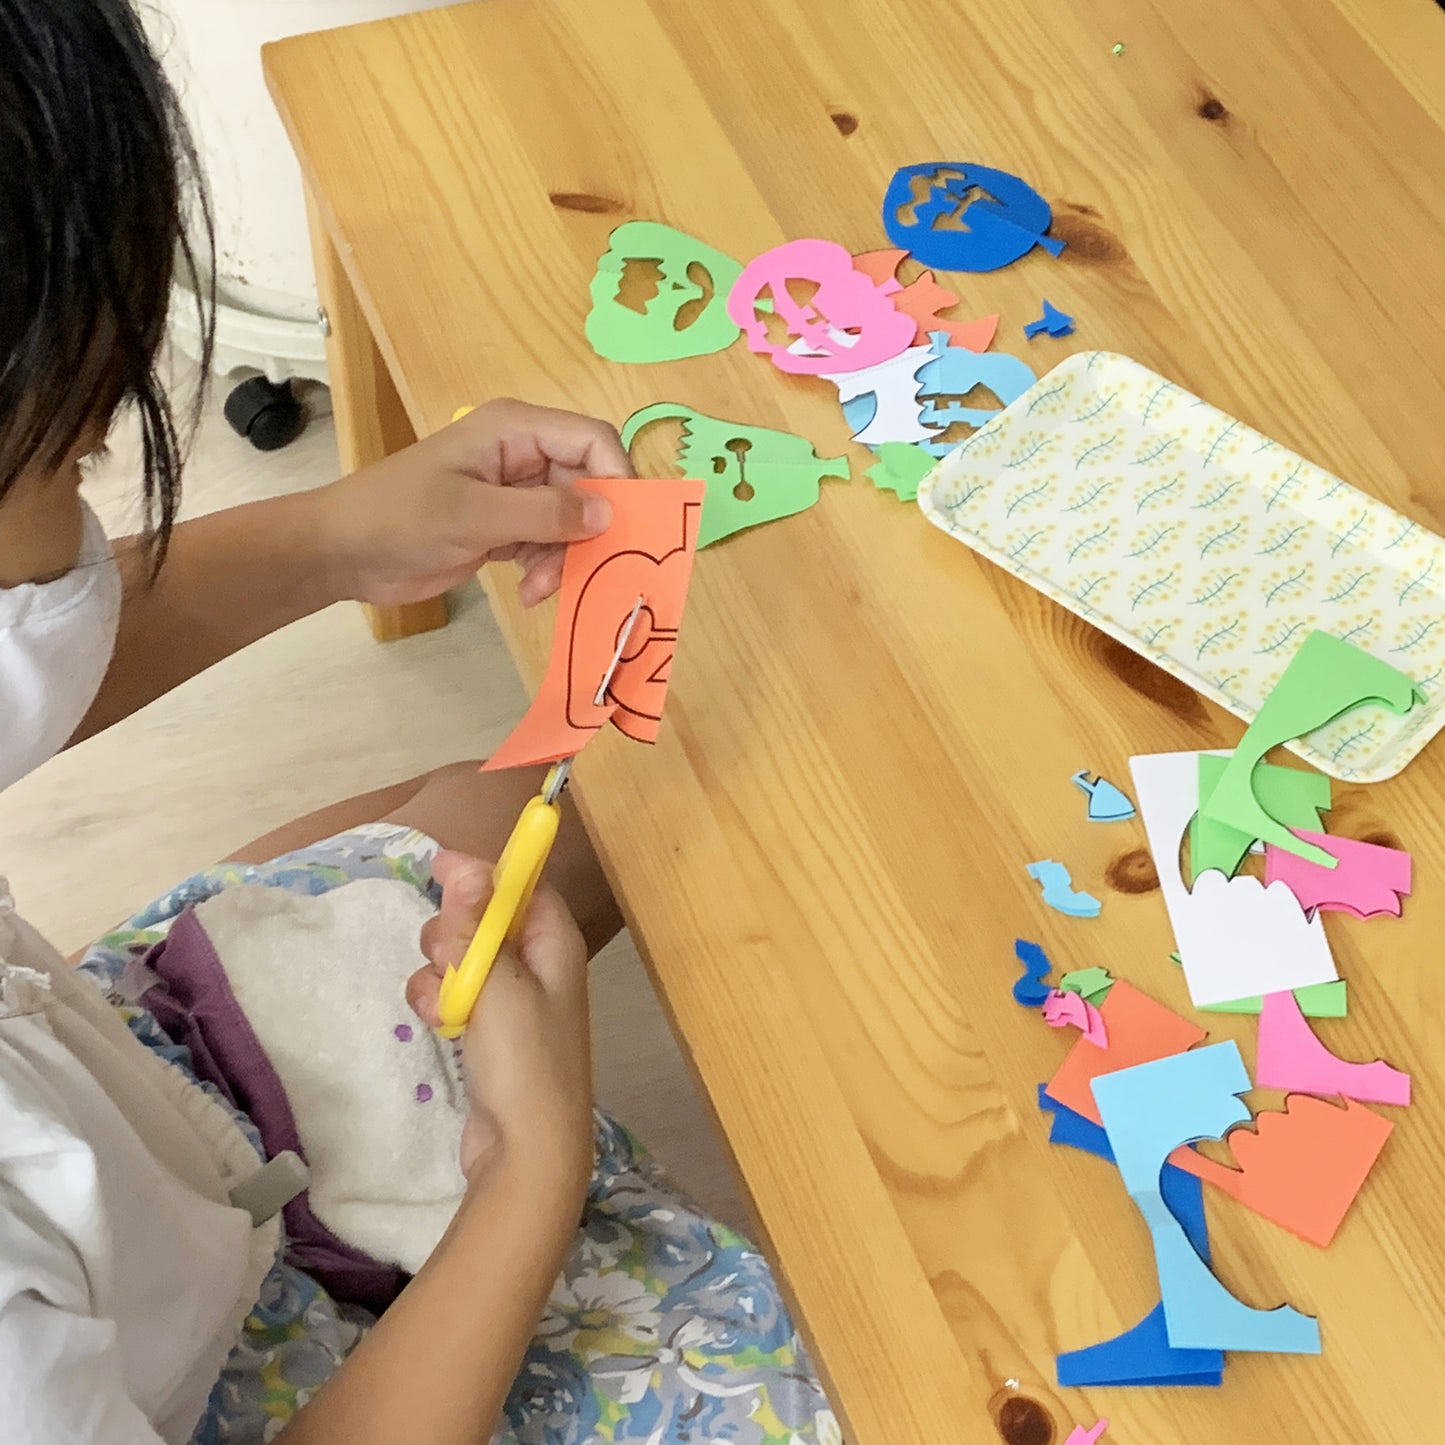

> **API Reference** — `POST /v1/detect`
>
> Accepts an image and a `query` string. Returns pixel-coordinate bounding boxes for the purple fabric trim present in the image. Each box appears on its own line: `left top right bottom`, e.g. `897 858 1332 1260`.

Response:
141 906 410 1313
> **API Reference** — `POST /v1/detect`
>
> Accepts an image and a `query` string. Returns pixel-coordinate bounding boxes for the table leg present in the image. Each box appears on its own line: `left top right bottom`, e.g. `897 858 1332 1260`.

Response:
305 187 449 642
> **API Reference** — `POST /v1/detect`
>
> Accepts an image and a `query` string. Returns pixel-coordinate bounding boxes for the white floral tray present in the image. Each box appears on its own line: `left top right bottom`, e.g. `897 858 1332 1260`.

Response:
917 351 1445 782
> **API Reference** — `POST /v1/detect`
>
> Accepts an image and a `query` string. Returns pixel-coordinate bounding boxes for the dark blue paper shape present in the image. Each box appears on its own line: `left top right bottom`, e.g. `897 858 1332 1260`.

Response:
882 163 1066 273
1013 939 1053 1006
1024 299 1076 339
1037 1088 1226 1387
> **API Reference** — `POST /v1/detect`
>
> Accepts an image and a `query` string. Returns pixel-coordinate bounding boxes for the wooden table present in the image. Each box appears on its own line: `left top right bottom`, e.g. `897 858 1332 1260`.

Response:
266 2 1445 1439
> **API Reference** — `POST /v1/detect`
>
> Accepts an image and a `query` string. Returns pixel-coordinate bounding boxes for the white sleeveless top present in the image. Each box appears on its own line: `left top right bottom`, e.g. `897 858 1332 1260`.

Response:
0 879 278 1444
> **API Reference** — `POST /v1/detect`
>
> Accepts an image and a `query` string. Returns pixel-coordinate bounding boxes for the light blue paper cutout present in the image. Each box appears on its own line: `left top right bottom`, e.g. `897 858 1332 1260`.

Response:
914 332 1036 457
1072 770 1136 822
1027 859 1101 917
1092 1045 1323 1355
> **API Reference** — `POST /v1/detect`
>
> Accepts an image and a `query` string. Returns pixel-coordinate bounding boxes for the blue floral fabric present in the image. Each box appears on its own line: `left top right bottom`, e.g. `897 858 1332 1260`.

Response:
78 825 836 1445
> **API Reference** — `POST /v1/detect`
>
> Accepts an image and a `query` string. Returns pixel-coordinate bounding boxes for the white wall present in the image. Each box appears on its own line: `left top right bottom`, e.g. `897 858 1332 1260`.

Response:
151 0 453 320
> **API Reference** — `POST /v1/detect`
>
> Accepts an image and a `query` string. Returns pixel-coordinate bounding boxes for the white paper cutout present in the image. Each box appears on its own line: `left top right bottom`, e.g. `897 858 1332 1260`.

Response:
1129 751 1339 1008
820 345 933 446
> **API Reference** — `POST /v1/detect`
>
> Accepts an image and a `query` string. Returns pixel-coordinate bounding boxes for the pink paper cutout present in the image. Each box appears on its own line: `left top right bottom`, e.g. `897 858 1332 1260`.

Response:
1265 829 1412 920
1256 991 1411 1106
727 239 916 376
1065 1421 1108 1445
1043 988 1109 1048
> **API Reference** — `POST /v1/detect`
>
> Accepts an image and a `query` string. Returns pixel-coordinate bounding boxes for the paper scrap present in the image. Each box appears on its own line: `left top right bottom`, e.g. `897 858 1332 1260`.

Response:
1043 989 1108 1047
819 345 933 447
1265 830 1411 919
1057 1303 1224 1388
1024 299 1075 339
1059 966 1115 1004
1192 752 1330 881
483 478 704 770
1255 990 1411 1106
1037 1088 1209 1252
1026 859 1101 917
1198 631 1420 869
620 403 848 549
851 248 999 350
1166 952 1348 1017
727 238 915 375
1092 1045 1322 1354
866 443 936 502
881 162 1066 272
1064 1421 1108 1445
915 332 1037 456
584 221 743 363
1173 1094 1393 1247
1040 1089 1224 1387
1013 938 1053 1006
1072 770 1135 822
1132 751 1339 1008
1046 980 1207 1126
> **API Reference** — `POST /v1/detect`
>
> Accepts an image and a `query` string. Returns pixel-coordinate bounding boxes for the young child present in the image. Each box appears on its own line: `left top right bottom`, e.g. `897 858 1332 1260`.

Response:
0 4 838 1442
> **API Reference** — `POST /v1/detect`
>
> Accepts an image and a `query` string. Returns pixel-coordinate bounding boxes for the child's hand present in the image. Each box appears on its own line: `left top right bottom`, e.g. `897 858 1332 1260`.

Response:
315 398 630 609
406 850 594 1197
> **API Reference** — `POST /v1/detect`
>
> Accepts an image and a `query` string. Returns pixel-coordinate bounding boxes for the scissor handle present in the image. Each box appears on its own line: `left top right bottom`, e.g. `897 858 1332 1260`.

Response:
435 793 561 1039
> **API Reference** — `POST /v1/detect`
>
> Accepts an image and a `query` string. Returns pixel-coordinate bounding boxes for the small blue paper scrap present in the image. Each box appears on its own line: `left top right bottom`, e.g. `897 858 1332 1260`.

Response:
1071 770 1135 822
1013 939 1053 1006
1026 859 1102 917
1024 299 1075 339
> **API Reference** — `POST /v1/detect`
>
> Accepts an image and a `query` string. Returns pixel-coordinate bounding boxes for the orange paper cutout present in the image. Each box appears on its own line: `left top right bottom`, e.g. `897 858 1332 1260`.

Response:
852 249 1000 352
1170 1096 1392 1248
483 477 705 771
1045 981 1207 1125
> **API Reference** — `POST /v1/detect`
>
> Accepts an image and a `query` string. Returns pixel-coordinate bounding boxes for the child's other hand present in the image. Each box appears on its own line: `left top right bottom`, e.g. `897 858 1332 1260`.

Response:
406 850 593 1198
315 398 630 610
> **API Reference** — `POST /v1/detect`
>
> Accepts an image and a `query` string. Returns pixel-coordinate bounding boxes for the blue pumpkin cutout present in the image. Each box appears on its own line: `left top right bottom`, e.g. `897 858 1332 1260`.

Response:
882 162 1065 273
914 332 1036 456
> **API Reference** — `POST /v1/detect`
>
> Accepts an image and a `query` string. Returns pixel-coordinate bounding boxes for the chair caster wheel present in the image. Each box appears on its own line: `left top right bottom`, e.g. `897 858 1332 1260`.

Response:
223 376 306 451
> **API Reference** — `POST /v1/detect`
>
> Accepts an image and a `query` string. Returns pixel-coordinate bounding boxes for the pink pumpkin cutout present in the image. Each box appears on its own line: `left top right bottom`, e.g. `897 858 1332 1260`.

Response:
726 238 917 376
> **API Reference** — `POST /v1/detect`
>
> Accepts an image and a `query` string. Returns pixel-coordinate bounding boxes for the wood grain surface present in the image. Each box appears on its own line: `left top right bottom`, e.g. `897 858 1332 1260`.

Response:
266 2 1445 1439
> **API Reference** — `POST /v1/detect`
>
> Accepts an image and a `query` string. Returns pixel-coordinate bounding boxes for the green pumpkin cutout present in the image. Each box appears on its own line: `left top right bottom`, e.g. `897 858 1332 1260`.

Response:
586 222 745 364
621 402 849 548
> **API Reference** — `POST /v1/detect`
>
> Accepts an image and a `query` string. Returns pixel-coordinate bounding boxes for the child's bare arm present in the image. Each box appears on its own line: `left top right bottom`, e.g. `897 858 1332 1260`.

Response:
72 399 623 739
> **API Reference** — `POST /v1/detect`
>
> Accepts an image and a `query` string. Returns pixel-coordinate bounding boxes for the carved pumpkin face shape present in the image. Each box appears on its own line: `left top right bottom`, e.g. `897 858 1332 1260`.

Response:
586 221 744 363
726 238 915 376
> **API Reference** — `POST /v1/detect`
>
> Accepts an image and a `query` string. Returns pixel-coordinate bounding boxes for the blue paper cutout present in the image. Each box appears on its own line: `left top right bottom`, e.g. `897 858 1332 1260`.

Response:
1026 859 1101 918
1035 1088 1207 1257
1071 770 1136 822
1024 299 1076 339
1057 1304 1225 1389
1093 1045 1323 1355
1037 1088 1225 1387
1013 939 1053 1006
882 162 1066 273
914 333 1036 456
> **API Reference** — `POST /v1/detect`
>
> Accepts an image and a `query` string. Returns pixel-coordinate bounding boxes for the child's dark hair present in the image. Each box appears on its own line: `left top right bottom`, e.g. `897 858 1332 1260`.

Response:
0 0 214 560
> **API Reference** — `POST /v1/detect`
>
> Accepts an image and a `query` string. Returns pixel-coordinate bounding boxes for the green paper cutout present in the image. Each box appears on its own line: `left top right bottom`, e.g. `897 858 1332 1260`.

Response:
586 222 744 364
620 402 849 548
1167 953 1348 1017
866 442 935 502
1199 632 1420 869
1191 754 1331 882
1058 967 1115 1004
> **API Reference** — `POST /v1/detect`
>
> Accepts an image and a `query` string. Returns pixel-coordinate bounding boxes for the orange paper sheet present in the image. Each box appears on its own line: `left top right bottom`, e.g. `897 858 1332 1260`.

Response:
483 477 705 771
1045 981 1208 1125
1170 1095 1392 1248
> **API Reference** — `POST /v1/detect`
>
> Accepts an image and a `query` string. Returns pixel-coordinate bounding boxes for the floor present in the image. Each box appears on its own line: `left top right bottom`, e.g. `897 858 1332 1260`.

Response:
0 377 746 1230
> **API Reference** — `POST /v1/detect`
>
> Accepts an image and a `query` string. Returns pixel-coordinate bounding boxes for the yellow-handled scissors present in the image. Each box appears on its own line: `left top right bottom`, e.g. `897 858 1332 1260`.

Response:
435 595 644 1039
